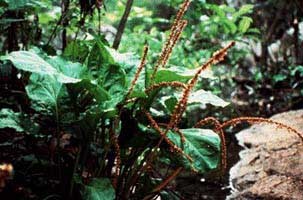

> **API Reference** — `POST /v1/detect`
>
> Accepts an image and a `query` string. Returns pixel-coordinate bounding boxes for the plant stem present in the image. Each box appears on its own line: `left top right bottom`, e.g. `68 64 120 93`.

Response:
61 0 70 51
54 103 62 185
68 146 81 199
112 0 134 49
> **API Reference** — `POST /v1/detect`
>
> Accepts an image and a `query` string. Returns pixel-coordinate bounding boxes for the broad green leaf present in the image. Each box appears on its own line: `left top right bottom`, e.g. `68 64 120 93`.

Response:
67 79 110 114
167 128 220 173
49 56 86 80
3 51 57 74
2 51 81 83
102 64 126 91
88 39 115 72
100 64 127 108
154 67 192 83
26 74 64 111
107 49 140 72
154 66 214 83
0 109 23 132
238 16 253 33
188 89 229 107
161 90 229 112
93 43 147 106
82 178 115 200
55 73 81 84
73 79 110 103
115 54 147 98
63 41 90 63
107 47 147 98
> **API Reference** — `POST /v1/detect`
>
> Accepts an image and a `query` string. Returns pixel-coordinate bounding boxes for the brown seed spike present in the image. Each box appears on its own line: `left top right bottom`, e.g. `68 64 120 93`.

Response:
125 45 149 100
151 0 191 82
170 0 191 35
161 20 188 68
168 41 235 130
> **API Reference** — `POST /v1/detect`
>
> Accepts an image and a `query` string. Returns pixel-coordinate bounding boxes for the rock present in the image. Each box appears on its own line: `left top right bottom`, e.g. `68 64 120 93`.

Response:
228 110 303 200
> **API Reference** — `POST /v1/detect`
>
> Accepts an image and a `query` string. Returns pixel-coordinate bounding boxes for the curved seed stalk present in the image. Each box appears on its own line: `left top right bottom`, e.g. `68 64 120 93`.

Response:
194 117 227 172
144 110 193 162
142 42 235 178
168 41 235 130
220 117 303 142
